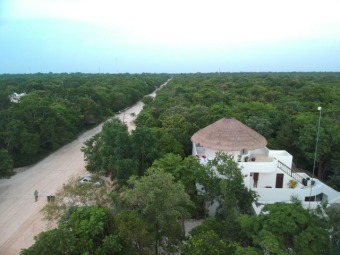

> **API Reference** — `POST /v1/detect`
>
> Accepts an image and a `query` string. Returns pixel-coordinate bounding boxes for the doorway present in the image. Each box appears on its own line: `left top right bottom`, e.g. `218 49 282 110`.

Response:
275 173 284 188
253 172 259 188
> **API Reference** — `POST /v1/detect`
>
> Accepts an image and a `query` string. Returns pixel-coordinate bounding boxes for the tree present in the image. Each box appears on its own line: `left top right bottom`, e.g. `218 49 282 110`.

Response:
198 152 257 215
100 119 130 176
81 118 131 176
0 73 170 173
121 168 193 254
134 111 160 128
188 105 210 128
131 126 160 176
20 228 77 255
82 120 161 183
183 230 233 255
245 116 273 138
115 210 154 254
295 114 340 180
0 148 14 178
238 202 332 255
113 128 137 183
141 95 154 105
21 206 123 255
151 153 206 217
61 206 113 254
81 133 105 174
153 129 185 157
151 153 203 195
184 217 261 255
161 114 199 155
326 206 340 253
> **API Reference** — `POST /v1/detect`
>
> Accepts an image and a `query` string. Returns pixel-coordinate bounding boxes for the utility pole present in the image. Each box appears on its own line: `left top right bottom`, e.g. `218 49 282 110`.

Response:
309 106 322 209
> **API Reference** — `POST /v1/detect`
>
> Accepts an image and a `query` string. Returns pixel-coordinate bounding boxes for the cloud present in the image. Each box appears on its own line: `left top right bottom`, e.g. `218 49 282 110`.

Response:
1 0 340 73
5 0 340 44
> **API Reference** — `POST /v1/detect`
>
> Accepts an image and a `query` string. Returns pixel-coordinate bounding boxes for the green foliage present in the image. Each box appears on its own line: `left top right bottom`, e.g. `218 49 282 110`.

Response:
62 206 112 254
150 128 184 156
82 119 160 183
0 73 169 175
0 148 14 178
199 152 257 215
131 126 160 176
141 95 154 105
238 202 332 254
82 119 132 179
151 153 205 217
234 246 261 255
41 177 112 222
6 72 340 253
185 217 260 254
151 153 203 195
185 202 333 254
245 115 273 138
294 114 340 180
21 206 123 255
183 230 234 255
94 235 125 255
326 206 340 248
190 216 244 244
188 217 222 237
100 119 131 177
116 210 154 253
20 228 77 255
121 167 194 254
161 114 199 155
136 72 340 184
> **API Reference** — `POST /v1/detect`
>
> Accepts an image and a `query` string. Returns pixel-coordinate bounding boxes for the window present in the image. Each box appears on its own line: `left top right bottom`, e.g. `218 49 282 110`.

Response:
305 196 315 201
240 148 248 155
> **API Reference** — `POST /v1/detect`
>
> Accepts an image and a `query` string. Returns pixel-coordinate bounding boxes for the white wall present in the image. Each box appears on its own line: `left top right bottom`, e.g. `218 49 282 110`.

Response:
269 150 293 168
192 143 197 156
251 147 270 156
255 184 325 202
204 147 223 158
255 172 277 188
319 182 340 203
192 142 340 207
240 161 278 174
207 200 219 217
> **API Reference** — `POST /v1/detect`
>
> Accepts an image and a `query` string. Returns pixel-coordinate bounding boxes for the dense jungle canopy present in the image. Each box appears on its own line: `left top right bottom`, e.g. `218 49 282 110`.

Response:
0 73 170 177
135 72 340 189
1 72 340 187
5 72 339 255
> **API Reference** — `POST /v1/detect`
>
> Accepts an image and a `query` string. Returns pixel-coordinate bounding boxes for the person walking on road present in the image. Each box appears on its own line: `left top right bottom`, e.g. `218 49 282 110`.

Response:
34 190 38 202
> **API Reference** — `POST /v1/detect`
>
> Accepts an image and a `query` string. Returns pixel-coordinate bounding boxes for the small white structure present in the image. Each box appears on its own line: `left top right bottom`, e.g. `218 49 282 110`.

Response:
191 118 340 214
9 92 27 103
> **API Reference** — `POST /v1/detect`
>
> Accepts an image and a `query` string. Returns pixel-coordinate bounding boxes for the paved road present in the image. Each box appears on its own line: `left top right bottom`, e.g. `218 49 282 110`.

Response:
0 79 171 255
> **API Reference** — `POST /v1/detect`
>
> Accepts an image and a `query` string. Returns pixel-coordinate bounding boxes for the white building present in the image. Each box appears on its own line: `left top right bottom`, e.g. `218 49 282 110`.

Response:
9 92 27 103
191 117 340 214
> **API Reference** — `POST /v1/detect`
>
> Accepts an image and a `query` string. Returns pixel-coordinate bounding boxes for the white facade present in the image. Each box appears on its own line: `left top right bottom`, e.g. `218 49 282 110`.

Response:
193 142 340 214
9 92 26 103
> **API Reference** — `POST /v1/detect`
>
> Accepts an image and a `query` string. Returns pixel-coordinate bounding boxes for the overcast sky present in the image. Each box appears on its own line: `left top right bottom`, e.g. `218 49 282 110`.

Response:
1 0 340 74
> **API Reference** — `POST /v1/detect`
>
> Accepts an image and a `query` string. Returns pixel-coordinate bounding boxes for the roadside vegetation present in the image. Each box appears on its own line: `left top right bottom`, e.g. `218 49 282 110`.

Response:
0 73 170 177
16 72 340 254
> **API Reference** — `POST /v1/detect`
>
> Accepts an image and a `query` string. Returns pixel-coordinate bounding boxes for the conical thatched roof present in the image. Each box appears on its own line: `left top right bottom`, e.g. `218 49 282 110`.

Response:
191 118 267 151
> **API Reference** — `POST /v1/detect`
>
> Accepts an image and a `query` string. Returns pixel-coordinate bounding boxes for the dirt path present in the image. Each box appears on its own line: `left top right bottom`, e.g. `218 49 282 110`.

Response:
0 78 171 255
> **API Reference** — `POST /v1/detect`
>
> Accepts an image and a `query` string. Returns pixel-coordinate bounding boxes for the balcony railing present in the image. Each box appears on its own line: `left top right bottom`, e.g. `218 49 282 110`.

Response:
277 160 304 185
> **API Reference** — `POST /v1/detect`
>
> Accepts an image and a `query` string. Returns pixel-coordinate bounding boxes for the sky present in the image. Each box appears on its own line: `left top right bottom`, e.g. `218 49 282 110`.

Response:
1 0 340 73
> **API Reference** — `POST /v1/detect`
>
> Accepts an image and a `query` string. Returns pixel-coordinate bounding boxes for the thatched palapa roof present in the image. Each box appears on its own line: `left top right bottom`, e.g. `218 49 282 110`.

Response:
191 118 267 151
